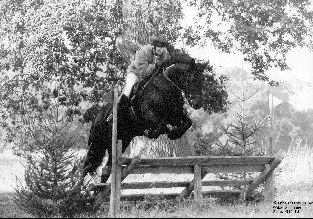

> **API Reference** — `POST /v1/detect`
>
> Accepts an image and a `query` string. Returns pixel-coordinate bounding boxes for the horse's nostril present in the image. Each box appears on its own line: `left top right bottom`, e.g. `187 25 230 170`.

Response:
189 98 202 109
190 99 195 107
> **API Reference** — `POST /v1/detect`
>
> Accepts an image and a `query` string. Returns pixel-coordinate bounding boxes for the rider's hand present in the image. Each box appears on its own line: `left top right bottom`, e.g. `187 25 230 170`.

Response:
155 61 160 69
154 56 163 69
145 63 155 76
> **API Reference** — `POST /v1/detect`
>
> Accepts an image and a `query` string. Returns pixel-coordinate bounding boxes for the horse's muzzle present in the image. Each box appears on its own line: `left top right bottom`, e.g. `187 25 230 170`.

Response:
190 96 203 110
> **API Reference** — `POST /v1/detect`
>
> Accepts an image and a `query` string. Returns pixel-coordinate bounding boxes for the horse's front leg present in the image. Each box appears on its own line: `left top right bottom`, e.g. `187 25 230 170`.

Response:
144 121 168 139
167 116 192 140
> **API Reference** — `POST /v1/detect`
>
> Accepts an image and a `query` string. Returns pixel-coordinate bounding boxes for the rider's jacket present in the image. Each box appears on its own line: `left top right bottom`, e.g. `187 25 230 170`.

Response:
127 44 168 80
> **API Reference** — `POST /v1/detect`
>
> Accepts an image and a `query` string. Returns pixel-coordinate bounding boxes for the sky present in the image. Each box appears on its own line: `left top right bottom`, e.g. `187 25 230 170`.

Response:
186 45 313 111
181 3 313 112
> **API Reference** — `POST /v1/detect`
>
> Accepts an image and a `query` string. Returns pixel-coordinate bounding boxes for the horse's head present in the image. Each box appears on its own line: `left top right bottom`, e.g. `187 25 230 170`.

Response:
163 58 208 110
185 60 207 109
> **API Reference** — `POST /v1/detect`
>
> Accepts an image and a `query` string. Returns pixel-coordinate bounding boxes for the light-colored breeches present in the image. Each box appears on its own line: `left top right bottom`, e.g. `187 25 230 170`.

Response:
123 72 140 97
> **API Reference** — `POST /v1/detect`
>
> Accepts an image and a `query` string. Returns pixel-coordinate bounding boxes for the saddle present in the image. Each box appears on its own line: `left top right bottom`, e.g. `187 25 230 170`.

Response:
102 76 150 122
103 65 163 122
129 76 149 103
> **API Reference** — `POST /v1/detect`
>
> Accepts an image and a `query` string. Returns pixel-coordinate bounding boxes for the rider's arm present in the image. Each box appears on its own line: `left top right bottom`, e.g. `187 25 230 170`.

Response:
160 47 170 62
135 47 155 78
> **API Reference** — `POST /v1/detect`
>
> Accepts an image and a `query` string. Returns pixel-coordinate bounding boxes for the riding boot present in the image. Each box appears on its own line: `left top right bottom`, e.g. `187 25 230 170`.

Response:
117 94 130 112
106 94 130 122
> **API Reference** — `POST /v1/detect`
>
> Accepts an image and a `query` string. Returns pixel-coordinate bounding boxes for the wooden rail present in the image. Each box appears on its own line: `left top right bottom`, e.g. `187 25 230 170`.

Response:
101 190 242 206
130 164 265 174
119 156 275 166
90 180 253 191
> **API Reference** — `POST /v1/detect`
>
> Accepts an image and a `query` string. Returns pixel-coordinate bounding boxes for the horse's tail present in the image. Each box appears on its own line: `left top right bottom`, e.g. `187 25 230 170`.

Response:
82 103 113 177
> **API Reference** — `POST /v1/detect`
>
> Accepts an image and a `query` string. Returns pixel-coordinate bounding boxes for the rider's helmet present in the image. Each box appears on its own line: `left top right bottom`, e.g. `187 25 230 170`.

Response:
150 34 168 47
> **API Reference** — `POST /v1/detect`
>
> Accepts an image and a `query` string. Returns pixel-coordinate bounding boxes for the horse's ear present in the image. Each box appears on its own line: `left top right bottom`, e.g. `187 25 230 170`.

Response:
190 58 195 68
196 60 210 72
166 44 175 55
204 60 212 72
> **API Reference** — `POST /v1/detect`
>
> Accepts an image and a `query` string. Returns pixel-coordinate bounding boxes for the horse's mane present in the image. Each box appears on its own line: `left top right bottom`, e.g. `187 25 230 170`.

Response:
165 46 194 68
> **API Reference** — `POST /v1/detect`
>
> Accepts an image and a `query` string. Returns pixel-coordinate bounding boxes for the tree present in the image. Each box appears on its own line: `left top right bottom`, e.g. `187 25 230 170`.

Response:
0 0 186 150
183 0 313 85
0 0 117 147
13 107 93 218
202 73 229 114
121 0 184 45
196 63 313 157
293 110 313 143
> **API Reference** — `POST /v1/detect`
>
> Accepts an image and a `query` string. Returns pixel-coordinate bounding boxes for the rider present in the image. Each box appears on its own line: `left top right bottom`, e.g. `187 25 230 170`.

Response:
117 34 170 110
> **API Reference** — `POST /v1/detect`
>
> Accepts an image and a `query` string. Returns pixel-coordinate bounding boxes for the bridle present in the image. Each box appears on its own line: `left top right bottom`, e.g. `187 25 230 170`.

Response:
161 64 196 107
136 61 201 108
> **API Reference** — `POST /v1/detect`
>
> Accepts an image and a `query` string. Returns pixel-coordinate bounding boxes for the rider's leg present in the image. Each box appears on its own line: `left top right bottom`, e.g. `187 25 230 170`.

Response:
118 72 140 109
123 72 139 98
106 73 140 122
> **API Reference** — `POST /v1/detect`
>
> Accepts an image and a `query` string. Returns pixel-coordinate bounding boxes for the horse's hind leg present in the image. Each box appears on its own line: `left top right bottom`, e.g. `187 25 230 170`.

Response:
101 152 112 183
100 139 132 182
101 165 112 183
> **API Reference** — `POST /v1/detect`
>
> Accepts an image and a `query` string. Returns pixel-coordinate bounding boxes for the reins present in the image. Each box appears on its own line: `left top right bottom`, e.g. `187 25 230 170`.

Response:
161 65 191 106
134 61 193 107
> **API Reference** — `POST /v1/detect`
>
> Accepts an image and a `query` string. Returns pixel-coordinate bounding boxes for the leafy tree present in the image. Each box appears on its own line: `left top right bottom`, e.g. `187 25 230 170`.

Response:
0 0 187 150
202 72 229 114
0 0 231 161
293 110 313 144
121 0 184 45
0 0 117 148
183 0 313 85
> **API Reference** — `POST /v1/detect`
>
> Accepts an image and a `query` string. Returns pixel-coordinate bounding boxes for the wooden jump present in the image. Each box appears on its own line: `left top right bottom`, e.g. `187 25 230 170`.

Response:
95 88 283 217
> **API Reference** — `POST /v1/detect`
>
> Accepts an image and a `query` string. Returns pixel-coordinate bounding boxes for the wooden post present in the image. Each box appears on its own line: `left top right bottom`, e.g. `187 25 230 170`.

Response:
95 156 141 208
178 169 206 200
265 93 274 203
109 88 121 217
116 140 122 210
194 164 203 203
264 140 274 202
245 156 282 197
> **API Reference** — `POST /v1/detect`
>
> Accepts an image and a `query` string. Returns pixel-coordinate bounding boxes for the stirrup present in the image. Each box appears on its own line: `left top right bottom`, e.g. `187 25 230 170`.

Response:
106 94 130 122
130 95 136 104
106 114 113 122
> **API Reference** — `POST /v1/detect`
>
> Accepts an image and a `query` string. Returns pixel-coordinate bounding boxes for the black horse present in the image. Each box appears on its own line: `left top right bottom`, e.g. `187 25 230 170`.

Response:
81 50 208 182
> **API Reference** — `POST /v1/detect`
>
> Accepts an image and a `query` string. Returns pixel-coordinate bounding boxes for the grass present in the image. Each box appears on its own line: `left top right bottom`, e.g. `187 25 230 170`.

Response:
1 138 313 218
115 200 313 218
0 193 32 218
275 138 313 202
0 150 26 193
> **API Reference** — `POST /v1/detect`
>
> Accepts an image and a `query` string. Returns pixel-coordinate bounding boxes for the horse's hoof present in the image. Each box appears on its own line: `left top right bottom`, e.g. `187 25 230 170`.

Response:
167 132 181 140
166 124 176 132
148 133 159 139
144 129 159 139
